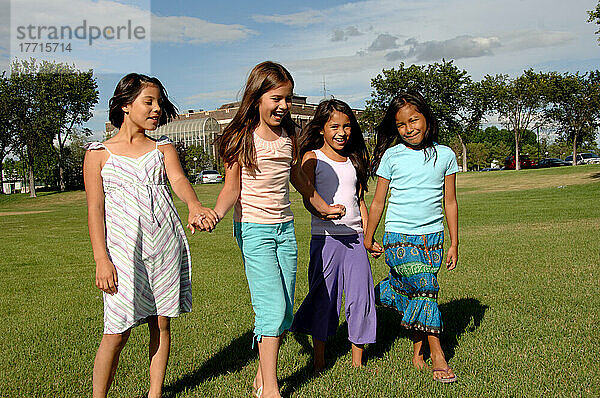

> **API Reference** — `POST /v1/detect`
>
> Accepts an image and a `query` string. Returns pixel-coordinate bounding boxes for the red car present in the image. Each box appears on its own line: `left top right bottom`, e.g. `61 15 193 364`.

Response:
504 155 537 170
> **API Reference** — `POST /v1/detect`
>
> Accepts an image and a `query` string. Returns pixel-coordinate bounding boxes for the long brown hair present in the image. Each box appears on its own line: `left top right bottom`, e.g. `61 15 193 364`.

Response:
298 99 370 196
371 91 439 173
215 61 298 172
109 73 178 128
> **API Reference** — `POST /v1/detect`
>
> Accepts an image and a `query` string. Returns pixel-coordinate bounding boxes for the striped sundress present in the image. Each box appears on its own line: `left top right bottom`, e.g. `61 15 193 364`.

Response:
86 136 192 334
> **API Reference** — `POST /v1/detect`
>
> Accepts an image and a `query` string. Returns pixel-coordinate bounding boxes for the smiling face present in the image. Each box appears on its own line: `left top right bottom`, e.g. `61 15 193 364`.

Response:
395 103 427 147
122 84 162 131
258 81 293 129
320 110 352 159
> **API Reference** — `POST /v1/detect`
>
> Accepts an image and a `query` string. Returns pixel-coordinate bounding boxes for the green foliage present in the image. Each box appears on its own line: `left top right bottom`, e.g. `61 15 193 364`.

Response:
184 144 216 177
362 61 496 171
485 70 552 169
544 71 600 164
4 59 98 195
588 2 600 44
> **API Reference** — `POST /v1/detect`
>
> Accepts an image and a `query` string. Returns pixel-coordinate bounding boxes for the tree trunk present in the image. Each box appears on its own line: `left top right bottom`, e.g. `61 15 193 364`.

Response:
515 134 521 171
58 147 65 191
27 149 36 198
457 133 467 172
572 137 578 166
28 166 36 198
0 159 4 194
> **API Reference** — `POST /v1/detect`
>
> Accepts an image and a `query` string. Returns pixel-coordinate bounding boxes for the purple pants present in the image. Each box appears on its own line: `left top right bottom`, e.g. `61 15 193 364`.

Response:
291 233 377 345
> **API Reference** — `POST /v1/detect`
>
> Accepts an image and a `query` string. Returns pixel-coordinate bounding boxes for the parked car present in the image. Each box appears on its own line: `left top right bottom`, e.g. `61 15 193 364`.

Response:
479 167 501 172
537 158 570 168
504 155 537 170
195 170 223 184
565 153 600 165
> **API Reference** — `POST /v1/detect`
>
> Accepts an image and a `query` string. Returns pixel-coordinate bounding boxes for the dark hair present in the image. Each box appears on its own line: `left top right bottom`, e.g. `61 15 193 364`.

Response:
371 91 438 172
298 99 370 195
215 61 298 172
109 73 178 129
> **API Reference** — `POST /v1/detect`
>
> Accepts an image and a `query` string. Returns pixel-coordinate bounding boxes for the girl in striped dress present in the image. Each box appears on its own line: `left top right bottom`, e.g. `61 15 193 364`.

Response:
83 73 218 398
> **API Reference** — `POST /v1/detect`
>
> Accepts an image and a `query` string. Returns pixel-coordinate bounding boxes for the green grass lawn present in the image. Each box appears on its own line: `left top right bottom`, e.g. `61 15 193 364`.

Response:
1 165 599 397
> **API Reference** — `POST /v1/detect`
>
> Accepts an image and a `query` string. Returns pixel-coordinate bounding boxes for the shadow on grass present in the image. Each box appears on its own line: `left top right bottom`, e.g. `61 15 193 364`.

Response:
587 172 600 180
160 330 256 398
280 323 353 397
367 298 488 362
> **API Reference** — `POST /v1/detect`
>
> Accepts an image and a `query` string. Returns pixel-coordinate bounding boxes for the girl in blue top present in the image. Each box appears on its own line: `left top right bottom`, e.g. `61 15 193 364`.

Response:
364 92 459 383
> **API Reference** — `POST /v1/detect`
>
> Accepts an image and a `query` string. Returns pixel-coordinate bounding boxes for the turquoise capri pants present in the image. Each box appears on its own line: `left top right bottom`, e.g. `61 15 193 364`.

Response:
234 220 298 345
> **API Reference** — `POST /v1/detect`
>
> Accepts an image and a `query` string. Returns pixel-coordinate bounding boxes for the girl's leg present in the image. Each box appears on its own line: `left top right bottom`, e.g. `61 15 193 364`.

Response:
351 343 364 368
343 235 377 368
148 316 171 398
257 336 282 398
412 331 428 369
92 330 131 398
427 334 456 381
313 339 326 372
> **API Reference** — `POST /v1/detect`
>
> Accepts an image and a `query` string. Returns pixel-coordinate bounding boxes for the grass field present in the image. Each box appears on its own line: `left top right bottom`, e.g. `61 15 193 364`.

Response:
0 165 599 397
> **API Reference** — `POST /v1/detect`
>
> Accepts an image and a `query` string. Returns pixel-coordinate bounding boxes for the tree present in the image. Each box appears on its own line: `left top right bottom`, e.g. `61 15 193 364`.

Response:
487 70 550 170
362 60 489 170
545 71 600 165
50 65 98 191
0 72 15 193
588 2 600 44
184 144 215 177
10 59 58 197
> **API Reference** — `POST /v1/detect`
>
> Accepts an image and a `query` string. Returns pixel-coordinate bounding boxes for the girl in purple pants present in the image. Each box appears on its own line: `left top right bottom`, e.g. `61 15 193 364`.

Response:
291 99 376 371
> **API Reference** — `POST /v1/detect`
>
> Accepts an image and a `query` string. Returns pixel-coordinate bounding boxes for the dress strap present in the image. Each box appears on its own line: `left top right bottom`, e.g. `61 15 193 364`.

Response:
84 142 112 154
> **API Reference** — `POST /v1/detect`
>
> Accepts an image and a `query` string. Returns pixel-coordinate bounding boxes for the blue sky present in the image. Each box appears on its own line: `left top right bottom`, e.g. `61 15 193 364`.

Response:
1 0 599 139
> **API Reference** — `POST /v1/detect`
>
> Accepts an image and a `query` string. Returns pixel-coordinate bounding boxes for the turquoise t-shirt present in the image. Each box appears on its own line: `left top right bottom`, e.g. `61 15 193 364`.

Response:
376 143 459 235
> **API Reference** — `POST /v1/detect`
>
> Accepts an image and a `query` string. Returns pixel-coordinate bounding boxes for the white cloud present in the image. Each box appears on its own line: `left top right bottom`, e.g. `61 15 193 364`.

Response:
331 26 363 42
368 33 400 51
182 89 241 107
151 15 256 44
501 30 577 51
252 10 326 27
405 35 501 62
286 52 387 76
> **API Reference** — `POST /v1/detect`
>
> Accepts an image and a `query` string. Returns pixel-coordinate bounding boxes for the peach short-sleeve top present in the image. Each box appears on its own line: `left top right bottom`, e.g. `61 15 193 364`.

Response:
234 130 294 224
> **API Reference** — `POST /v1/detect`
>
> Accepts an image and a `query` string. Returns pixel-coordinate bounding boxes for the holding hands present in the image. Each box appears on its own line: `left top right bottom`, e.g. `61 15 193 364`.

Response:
186 202 219 233
363 237 384 258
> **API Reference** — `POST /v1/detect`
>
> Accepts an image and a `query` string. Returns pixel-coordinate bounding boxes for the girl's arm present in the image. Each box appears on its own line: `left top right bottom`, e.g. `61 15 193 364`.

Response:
299 151 321 217
161 144 218 232
83 150 118 295
213 161 241 220
358 187 369 231
444 173 458 270
290 161 345 219
363 177 389 258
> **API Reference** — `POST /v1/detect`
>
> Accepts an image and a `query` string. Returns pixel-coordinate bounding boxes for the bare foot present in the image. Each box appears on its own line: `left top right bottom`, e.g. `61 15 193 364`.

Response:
430 353 456 382
412 356 429 370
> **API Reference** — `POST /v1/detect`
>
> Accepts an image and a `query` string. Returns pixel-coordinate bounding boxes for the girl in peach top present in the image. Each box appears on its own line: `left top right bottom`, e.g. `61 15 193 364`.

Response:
209 61 344 398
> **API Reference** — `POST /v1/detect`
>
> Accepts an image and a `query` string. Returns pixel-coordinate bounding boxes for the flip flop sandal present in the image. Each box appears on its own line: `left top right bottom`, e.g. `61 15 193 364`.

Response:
252 385 263 398
433 368 457 383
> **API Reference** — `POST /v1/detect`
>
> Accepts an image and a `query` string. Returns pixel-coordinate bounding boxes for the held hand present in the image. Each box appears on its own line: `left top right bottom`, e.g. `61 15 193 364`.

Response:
322 204 346 220
96 258 118 295
446 246 458 270
188 203 219 233
364 237 384 258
